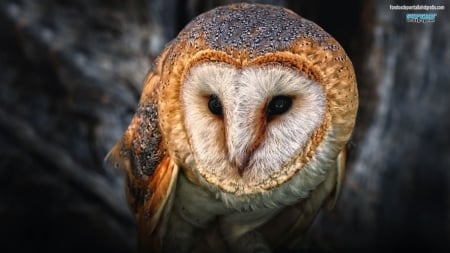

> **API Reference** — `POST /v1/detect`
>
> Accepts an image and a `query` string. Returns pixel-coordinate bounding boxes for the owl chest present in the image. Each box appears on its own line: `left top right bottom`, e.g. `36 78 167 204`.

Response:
166 173 280 244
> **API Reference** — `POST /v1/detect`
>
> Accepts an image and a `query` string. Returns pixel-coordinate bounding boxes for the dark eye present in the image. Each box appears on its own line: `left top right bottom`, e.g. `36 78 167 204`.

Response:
208 94 223 116
266 95 293 117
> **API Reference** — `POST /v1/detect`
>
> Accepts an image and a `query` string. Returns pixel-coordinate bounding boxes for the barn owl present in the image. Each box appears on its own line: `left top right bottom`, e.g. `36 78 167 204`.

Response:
107 3 358 253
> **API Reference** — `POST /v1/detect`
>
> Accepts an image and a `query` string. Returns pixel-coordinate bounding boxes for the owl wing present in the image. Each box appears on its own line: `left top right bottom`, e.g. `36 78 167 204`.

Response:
106 57 179 252
327 147 346 209
259 148 347 249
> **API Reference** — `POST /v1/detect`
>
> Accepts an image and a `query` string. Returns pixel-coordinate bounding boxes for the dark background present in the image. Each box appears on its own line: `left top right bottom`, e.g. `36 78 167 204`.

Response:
0 0 449 252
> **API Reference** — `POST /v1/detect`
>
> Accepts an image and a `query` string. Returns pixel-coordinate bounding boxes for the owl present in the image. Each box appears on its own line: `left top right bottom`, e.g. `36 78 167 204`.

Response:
107 3 358 253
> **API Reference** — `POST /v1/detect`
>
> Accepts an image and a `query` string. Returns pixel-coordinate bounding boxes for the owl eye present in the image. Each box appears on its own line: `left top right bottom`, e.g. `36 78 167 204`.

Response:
208 94 223 116
266 95 293 117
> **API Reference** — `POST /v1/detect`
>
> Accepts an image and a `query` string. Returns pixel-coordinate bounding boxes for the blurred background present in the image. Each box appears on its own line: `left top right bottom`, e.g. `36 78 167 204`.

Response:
0 0 449 252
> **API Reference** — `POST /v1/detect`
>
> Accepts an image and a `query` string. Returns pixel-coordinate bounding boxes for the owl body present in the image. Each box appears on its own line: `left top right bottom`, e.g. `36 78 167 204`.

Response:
108 3 358 253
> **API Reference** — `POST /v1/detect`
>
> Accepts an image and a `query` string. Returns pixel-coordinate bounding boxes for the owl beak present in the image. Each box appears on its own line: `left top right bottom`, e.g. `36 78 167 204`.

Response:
234 153 250 177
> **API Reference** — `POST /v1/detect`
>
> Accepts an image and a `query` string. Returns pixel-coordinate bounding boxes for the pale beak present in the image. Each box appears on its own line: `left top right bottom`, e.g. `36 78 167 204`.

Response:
234 152 250 177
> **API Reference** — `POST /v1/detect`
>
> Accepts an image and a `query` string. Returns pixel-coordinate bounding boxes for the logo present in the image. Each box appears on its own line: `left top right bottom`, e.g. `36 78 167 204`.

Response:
389 4 445 23
406 13 437 23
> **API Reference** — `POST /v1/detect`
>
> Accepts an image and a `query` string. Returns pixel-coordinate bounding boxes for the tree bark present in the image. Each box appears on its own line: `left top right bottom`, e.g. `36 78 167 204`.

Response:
306 0 450 251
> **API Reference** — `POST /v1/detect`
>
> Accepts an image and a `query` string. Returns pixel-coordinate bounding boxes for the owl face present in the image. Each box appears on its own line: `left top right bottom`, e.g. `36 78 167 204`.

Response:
153 3 358 200
182 62 326 194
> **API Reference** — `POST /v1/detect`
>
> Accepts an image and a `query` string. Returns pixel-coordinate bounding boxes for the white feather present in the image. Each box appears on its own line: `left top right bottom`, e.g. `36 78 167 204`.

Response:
182 63 329 210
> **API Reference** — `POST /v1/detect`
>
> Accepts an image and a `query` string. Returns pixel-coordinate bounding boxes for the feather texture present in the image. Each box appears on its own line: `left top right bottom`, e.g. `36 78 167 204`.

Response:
107 3 358 253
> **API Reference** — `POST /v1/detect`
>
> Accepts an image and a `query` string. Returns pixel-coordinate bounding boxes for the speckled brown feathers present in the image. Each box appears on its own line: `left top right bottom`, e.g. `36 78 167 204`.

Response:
107 63 179 251
107 3 358 253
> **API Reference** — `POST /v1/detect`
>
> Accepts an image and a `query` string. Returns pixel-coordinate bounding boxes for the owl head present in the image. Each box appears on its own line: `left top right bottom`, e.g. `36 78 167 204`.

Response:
122 3 358 208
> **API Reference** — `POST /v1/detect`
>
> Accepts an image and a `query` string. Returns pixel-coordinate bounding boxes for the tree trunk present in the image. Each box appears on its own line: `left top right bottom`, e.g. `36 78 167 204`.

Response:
306 0 450 251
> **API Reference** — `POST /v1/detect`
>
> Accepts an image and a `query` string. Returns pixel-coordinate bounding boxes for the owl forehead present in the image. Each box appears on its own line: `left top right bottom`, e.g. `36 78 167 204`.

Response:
180 3 332 57
183 62 312 97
